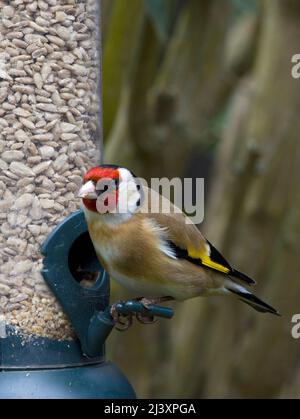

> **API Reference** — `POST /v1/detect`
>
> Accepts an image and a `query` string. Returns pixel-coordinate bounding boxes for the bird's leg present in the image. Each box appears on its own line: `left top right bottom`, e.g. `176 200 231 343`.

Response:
135 296 174 324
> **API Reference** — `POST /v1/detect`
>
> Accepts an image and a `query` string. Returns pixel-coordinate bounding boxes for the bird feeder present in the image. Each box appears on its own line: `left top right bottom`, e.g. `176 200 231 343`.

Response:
0 0 136 399
0 0 173 398
0 209 136 398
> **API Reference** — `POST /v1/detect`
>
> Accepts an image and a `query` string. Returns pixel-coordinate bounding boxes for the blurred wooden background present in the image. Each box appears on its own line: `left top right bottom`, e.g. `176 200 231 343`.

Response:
102 0 300 398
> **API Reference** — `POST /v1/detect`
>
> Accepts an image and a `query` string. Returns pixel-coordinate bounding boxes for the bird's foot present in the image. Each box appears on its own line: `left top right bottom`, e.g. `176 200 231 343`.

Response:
110 296 174 331
110 302 133 331
110 300 154 329
134 296 174 325
138 296 174 309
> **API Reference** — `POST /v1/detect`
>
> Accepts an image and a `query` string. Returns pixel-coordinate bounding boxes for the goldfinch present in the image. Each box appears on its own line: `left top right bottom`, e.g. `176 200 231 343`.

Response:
78 165 279 316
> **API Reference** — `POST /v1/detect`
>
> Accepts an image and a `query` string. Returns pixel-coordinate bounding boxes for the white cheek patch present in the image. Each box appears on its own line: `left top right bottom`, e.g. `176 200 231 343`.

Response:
118 168 133 183
118 168 141 214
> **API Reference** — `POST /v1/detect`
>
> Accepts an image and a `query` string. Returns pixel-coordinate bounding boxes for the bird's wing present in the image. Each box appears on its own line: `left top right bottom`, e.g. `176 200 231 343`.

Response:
139 188 255 285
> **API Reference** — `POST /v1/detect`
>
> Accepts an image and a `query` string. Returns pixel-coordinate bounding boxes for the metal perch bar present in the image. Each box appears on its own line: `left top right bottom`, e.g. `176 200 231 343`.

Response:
87 301 174 357
111 300 174 319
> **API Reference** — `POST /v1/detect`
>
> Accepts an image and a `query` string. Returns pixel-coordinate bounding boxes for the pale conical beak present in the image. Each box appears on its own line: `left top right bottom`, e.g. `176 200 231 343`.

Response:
78 180 97 199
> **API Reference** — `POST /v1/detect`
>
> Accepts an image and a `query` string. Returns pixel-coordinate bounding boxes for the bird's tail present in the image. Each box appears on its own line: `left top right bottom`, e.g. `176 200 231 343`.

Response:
226 282 280 316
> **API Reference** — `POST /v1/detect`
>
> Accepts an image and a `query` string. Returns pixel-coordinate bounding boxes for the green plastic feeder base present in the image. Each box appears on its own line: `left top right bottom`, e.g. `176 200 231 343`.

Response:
0 327 135 399
0 362 135 399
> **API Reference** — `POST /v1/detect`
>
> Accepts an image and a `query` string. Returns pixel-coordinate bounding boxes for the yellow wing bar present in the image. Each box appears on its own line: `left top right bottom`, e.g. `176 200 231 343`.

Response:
201 256 230 274
188 247 230 274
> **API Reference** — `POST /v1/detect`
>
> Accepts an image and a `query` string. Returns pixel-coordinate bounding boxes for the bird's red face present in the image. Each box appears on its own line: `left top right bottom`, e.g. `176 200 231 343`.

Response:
79 166 120 213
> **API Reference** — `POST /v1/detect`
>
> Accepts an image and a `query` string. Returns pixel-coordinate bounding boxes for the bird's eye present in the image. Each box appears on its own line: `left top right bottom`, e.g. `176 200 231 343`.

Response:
98 185 108 195
95 179 119 196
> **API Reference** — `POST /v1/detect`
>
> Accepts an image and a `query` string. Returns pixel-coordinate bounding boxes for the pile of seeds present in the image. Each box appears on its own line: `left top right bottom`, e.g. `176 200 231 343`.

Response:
0 0 101 340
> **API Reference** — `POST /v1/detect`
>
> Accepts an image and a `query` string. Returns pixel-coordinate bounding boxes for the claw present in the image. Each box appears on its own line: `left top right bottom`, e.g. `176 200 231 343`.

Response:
110 302 133 331
139 298 153 310
110 302 122 323
110 296 174 331
136 312 157 325
115 314 133 331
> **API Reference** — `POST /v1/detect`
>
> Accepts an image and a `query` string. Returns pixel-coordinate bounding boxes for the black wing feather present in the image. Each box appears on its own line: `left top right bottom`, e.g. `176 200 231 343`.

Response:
207 240 256 285
167 239 256 286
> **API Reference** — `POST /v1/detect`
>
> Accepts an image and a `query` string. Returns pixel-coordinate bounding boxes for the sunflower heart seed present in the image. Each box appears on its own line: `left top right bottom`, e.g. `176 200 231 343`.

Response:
14 193 34 209
2 151 25 162
9 162 35 177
